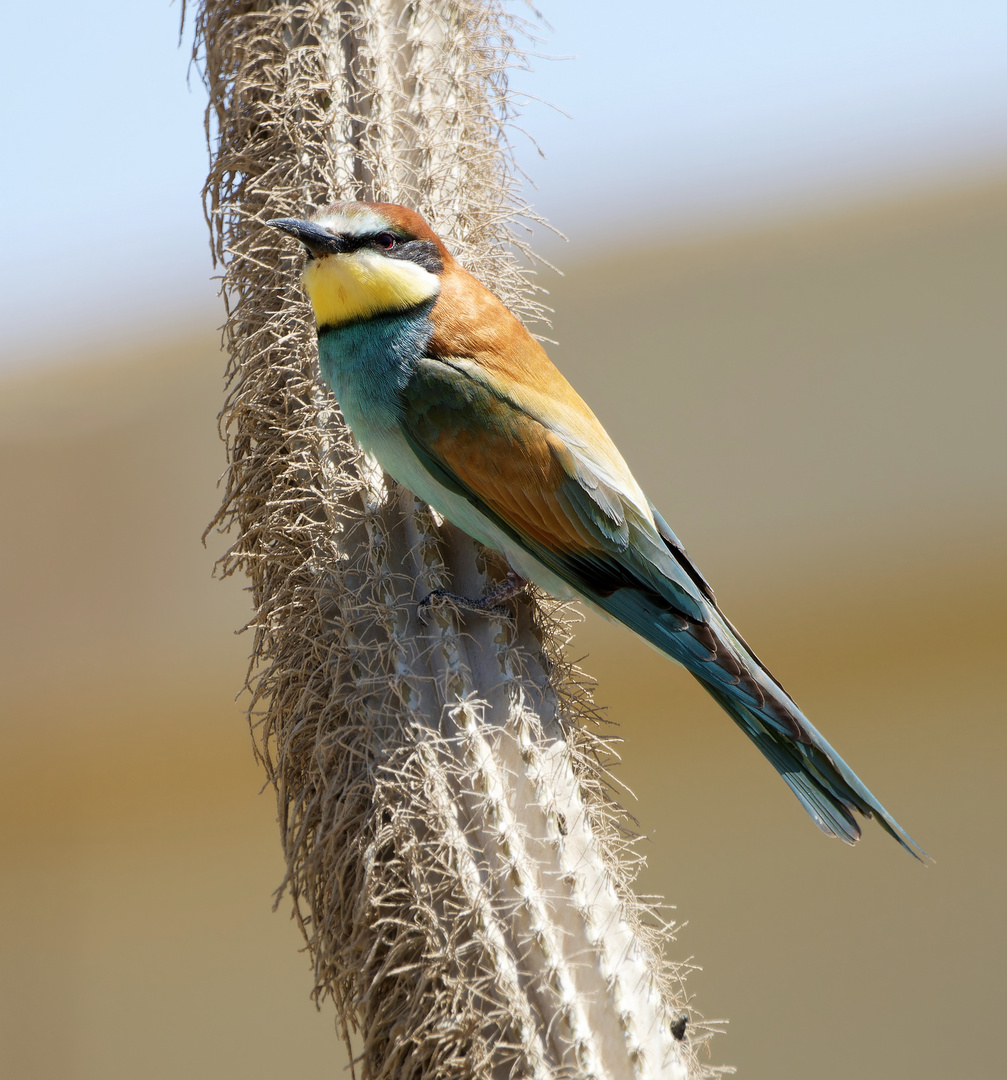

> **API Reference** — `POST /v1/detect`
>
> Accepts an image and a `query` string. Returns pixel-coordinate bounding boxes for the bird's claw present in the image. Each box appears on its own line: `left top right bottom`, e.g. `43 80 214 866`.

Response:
417 572 527 625
417 590 510 624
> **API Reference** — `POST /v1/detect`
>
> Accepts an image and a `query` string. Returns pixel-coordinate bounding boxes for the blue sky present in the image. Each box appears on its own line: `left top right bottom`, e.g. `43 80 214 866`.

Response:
2 0 1005 366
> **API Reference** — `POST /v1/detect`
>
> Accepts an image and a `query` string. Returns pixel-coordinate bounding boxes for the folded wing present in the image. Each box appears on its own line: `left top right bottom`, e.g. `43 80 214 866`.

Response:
400 355 925 858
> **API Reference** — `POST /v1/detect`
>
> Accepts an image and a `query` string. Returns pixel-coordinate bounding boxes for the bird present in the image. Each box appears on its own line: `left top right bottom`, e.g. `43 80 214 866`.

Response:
268 201 925 859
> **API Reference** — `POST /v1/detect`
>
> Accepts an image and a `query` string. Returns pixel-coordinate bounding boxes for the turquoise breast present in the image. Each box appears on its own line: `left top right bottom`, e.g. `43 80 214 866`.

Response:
316 302 435 437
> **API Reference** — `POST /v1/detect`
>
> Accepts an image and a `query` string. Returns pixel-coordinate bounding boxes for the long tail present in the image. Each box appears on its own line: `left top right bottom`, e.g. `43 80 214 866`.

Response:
700 680 925 858
600 584 927 860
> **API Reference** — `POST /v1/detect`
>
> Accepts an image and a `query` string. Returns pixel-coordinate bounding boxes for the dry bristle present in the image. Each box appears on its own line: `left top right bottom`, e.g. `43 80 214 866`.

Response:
192 2 723 1077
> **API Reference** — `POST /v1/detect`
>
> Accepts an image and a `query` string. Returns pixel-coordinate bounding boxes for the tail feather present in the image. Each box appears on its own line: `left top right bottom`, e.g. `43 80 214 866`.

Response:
526 522 927 857
592 569 927 859
701 682 927 860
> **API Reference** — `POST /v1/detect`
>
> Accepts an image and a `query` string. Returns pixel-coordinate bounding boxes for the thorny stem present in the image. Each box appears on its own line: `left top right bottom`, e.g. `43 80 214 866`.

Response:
192 2 723 1077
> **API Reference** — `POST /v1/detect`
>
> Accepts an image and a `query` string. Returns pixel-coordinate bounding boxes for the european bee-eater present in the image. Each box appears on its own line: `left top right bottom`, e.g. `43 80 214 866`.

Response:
269 202 924 858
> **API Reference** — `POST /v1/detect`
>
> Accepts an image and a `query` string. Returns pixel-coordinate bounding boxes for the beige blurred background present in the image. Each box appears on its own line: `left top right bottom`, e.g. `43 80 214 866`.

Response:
1 170 1004 1079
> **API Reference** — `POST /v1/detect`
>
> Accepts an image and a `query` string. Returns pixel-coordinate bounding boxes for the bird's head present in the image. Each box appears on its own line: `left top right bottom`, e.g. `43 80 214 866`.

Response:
268 202 450 331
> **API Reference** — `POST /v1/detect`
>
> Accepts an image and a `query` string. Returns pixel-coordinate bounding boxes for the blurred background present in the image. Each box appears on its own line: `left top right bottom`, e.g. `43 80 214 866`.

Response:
1 2 1004 1078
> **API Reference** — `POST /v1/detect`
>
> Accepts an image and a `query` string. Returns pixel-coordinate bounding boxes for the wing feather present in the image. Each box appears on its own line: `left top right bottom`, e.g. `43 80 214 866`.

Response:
398 353 926 859
402 356 710 617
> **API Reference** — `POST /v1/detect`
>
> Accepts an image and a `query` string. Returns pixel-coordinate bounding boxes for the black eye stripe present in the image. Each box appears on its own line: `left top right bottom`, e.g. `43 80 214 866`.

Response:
382 238 443 274
315 231 443 273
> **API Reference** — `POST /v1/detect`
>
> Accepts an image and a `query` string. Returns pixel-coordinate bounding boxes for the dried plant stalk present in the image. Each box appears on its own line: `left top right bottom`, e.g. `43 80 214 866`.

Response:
193 2 720 1076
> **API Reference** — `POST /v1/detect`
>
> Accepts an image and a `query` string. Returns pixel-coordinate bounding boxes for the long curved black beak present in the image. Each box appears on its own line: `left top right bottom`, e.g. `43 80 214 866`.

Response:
267 218 348 257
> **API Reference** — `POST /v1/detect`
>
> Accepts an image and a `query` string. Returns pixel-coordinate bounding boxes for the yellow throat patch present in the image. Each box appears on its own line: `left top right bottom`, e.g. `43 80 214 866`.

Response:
301 249 440 329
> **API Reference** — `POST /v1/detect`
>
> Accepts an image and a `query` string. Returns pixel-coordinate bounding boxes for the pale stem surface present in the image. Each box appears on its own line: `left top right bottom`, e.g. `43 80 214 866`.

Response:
194 2 719 1076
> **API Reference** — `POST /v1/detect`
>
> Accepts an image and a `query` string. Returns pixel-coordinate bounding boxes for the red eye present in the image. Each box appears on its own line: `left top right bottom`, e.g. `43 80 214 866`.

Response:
376 232 397 249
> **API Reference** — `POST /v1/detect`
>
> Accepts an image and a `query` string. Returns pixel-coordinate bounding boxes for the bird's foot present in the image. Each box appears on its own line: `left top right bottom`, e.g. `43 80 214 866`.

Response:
418 572 527 624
